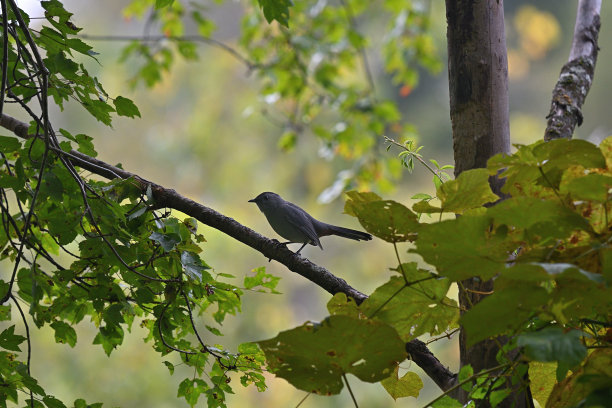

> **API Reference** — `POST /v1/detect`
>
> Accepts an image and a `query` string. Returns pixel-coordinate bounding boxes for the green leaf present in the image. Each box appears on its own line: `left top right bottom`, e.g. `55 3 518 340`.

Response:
0 304 11 321
243 267 280 293
277 130 297 151
360 266 458 340
547 348 612 407
0 135 21 153
43 395 67 408
458 364 474 391
414 215 510 280
180 251 211 282
437 168 499 213
490 388 512 408
536 138 606 172
460 284 548 346
381 365 422 400
155 0 174 9
50 321 77 347
257 315 406 395
0 325 26 351
92 324 124 356
518 327 587 381
82 98 115 126
177 378 208 406
345 191 419 242
150 230 182 252
326 293 361 318
412 199 441 214
163 361 175 375
487 196 590 242
562 173 612 202
257 0 292 27
113 96 141 118
431 395 463 407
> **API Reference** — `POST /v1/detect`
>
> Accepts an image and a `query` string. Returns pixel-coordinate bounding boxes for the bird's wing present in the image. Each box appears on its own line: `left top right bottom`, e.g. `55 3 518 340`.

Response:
284 207 322 249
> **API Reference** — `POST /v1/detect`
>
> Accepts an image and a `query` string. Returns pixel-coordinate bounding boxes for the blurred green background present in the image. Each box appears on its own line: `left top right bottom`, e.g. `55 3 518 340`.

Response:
3 1 611 406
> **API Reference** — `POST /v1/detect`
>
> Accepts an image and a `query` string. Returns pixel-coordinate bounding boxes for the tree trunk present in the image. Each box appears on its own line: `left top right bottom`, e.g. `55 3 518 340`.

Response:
445 1 529 407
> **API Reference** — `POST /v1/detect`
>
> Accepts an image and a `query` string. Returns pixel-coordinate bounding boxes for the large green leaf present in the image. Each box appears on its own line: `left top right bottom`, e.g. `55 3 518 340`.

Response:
460 283 548 346
414 215 510 280
562 173 612 202
547 349 612 408
345 191 419 242
360 265 458 340
257 315 406 395
518 327 587 381
487 196 591 242
437 168 499 213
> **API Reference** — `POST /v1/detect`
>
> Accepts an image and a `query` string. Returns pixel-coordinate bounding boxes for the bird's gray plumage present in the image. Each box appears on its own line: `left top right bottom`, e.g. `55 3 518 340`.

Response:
249 191 372 254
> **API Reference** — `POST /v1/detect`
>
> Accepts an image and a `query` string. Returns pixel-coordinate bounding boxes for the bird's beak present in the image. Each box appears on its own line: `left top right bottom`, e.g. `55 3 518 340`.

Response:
248 198 256 203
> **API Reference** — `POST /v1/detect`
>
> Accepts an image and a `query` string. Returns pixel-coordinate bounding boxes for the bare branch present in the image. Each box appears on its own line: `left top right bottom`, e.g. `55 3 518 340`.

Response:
544 0 601 141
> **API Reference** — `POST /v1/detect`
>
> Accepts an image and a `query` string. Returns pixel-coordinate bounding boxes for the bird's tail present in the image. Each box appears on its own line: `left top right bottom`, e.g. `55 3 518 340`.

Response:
322 224 372 241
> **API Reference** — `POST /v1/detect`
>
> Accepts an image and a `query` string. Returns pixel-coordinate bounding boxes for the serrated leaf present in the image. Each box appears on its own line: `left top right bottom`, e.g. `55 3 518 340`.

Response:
0 325 26 351
243 267 280 293
258 315 406 395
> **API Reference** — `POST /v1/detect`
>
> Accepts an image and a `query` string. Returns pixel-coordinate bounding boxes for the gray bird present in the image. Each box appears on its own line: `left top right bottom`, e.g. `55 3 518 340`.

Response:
249 192 372 254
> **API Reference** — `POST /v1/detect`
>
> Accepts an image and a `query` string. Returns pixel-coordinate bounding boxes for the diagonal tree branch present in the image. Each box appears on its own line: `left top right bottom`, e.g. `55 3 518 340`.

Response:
544 0 601 141
0 112 457 390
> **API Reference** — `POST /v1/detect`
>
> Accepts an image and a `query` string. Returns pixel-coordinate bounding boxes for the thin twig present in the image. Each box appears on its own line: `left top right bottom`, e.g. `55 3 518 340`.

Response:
11 294 34 407
78 33 257 71
343 373 359 408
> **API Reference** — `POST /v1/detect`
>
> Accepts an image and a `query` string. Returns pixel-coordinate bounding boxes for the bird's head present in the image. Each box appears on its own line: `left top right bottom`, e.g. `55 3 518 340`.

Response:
248 191 282 211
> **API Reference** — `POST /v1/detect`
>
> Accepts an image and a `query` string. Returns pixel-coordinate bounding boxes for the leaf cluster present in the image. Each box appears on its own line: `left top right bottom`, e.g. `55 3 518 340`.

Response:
257 138 612 405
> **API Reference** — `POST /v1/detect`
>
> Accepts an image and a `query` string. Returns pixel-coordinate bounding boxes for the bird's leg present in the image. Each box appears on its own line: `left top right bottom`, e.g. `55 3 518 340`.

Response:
295 243 308 255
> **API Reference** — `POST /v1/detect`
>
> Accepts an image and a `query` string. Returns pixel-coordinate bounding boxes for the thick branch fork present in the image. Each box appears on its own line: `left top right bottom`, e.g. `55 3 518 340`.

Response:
0 112 456 390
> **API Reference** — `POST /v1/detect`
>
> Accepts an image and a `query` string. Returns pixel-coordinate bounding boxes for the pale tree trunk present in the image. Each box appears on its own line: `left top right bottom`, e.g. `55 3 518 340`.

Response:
445 1 529 407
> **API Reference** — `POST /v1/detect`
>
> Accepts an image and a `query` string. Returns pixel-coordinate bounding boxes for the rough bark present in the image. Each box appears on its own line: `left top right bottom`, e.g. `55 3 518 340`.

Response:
544 0 601 141
445 1 527 407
